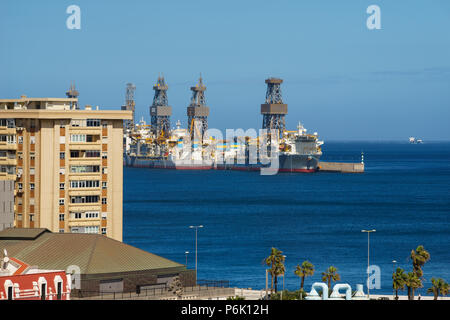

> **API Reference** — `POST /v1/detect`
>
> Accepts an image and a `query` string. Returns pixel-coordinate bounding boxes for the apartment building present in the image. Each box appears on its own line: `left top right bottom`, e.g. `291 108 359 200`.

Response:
0 96 132 241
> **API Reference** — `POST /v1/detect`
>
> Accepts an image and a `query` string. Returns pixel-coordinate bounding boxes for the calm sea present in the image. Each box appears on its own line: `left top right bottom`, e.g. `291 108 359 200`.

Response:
123 142 450 295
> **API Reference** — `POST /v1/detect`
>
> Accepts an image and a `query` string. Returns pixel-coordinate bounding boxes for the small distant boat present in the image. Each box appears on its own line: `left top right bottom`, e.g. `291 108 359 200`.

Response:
409 137 423 144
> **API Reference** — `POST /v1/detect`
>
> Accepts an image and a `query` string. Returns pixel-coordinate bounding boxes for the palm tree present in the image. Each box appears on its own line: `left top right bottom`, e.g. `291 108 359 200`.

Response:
392 267 407 300
427 278 449 300
321 266 340 295
263 247 285 293
405 272 422 300
273 262 285 293
294 261 315 291
410 245 430 278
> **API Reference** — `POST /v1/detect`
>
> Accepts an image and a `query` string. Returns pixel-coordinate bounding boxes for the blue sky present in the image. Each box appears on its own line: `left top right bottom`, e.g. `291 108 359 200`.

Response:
1 0 449 140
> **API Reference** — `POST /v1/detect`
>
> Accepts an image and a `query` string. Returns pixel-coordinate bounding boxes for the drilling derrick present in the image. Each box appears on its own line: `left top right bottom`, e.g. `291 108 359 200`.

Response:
261 78 288 137
66 81 79 110
187 75 209 141
150 75 172 138
121 83 136 131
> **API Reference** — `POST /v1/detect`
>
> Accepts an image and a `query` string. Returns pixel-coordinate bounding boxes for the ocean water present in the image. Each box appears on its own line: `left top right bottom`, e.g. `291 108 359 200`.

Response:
123 142 450 295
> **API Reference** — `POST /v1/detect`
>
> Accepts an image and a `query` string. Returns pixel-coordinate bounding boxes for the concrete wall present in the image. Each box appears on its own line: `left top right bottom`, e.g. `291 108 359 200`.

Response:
0 180 14 231
318 161 364 173
74 268 196 296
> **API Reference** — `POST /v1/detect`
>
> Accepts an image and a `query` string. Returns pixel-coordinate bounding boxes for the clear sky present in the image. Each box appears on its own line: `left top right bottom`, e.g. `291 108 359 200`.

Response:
1 0 449 140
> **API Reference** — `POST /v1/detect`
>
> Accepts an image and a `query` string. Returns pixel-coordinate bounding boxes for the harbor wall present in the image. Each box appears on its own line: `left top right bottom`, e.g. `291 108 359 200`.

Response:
318 161 364 173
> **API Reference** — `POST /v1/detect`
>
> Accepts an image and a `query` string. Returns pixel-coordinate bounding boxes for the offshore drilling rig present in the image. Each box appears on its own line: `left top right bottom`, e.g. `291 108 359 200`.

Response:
121 83 136 132
66 81 80 110
187 75 209 142
150 75 172 138
261 78 288 138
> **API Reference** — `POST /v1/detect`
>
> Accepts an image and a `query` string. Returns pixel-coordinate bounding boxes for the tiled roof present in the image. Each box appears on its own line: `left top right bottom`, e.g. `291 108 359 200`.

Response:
0 229 184 275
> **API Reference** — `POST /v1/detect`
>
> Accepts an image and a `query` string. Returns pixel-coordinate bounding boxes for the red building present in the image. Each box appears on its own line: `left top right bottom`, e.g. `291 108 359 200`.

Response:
0 253 71 300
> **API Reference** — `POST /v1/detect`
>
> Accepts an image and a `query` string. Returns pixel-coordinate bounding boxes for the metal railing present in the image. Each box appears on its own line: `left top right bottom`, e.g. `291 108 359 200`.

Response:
72 280 231 300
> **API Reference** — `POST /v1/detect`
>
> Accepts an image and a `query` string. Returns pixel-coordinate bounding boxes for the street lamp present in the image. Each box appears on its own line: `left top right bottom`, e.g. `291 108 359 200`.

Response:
392 260 397 300
189 225 203 283
361 229 376 299
185 251 190 267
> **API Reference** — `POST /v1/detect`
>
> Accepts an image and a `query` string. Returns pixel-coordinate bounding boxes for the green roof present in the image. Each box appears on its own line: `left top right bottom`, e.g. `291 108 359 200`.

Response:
0 228 185 275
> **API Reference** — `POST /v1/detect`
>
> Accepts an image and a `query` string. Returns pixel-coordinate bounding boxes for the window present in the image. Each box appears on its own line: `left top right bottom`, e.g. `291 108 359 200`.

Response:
102 167 108 174
59 167 65 175
70 195 99 204
85 226 99 234
30 183 35 190
101 228 107 235
85 150 100 158
86 119 101 127
59 214 65 221
71 119 85 127
86 212 99 219
102 152 107 159
70 180 100 188
18 136 23 144
30 153 35 160
70 134 86 143
60 183 65 190
30 167 35 175
18 183 23 190
70 165 100 173
6 119 15 128
60 152 65 160
30 136 36 144
86 135 99 143
29 198 35 205
59 136 66 144
102 122 108 129
29 214 34 222
59 229 65 233
70 150 80 158
73 212 82 219
102 182 107 189
59 198 65 205
102 198 107 205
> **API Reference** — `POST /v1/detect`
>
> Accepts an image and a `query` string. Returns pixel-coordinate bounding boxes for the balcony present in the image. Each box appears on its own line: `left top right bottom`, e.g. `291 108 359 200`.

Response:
0 143 17 150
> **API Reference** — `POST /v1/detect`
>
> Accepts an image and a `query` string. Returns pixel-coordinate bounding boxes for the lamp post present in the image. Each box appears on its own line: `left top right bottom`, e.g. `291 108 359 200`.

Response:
392 260 397 300
361 229 376 299
189 225 203 283
185 251 190 267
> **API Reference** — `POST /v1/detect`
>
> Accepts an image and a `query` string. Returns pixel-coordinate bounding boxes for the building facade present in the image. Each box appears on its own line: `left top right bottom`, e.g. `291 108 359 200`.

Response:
0 254 71 300
0 180 14 231
0 96 132 241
